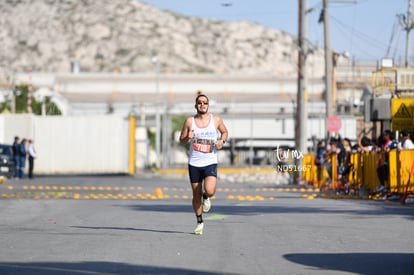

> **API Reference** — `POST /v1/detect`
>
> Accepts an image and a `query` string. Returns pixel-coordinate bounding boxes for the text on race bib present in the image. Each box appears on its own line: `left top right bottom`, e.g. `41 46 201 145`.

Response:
193 138 214 153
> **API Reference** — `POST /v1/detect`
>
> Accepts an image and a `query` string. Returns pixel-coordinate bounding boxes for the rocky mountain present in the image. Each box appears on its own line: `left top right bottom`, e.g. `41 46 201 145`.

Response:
0 0 325 76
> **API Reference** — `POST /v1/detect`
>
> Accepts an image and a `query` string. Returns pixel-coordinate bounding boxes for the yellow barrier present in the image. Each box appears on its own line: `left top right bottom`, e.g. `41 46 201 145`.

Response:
362 152 380 191
302 154 316 184
348 153 363 189
388 151 398 193
303 150 414 194
389 150 414 193
301 154 331 188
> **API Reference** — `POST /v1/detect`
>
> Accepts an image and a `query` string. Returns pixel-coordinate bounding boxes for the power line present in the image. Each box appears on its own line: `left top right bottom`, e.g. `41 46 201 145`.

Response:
329 15 403 60
330 16 388 50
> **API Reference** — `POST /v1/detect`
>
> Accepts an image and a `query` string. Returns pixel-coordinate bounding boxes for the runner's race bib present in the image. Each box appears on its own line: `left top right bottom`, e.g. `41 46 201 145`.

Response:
193 138 214 153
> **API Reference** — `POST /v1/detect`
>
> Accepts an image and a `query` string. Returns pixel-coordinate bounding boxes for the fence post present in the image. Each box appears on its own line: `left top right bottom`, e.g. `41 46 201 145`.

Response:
128 115 136 175
331 153 337 189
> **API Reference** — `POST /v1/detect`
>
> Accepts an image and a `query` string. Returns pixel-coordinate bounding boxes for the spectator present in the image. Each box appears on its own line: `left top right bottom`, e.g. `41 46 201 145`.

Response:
324 139 335 186
336 136 346 183
324 137 340 186
315 140 326 184
351 144 360 154
19 138 27 178
12 136 20 179
398 130 414 150
340 138 353 188
379 130 398 152
376 130 397 193
357 134 375 153
27 139 37 179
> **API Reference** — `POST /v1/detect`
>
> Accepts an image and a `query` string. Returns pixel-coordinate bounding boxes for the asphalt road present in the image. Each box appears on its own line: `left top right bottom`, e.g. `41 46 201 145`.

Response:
0 174 413 275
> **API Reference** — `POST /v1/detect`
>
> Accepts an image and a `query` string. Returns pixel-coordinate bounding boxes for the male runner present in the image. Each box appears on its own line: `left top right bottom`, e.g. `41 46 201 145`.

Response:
179 93 229 235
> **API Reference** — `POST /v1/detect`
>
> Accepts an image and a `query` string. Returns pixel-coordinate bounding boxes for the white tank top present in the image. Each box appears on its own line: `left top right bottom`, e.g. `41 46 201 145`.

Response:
189 114 218 167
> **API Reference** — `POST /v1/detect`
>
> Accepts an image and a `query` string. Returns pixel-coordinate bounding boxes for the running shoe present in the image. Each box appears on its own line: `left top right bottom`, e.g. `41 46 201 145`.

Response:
202 196 211 213
194 222 204 235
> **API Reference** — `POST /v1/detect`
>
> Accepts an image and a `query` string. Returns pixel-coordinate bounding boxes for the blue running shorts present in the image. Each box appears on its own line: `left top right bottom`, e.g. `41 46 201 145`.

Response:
188 164 217 183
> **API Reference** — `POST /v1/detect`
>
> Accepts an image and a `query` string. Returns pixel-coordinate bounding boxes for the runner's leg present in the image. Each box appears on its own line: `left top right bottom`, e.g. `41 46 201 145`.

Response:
204 176 217 198
203 164 218 198
191 182 203 215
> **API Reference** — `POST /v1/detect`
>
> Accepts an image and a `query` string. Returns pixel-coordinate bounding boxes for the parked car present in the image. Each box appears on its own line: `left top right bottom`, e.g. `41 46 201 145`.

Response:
0 144 15 178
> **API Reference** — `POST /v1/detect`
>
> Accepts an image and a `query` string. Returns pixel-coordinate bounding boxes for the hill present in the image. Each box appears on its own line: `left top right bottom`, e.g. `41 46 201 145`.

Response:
0 0 325 76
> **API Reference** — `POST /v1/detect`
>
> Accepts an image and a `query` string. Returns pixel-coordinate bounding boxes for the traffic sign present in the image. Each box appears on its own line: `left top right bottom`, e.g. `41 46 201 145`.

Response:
392 99 414 132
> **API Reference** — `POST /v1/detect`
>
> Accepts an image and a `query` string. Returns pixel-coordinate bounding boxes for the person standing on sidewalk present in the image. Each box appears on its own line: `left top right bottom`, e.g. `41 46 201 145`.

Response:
179 92 229 235
12 136 20 179
19 138 27 178
27 139 37 179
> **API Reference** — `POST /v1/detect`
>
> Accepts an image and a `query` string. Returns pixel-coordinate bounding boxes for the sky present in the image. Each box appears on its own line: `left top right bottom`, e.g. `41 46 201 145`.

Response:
139 0 410 63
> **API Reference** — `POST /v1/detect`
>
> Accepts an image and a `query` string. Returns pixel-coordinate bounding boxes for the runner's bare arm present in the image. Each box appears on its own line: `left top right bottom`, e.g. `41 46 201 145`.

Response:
179 117 193 144
215 115 228 149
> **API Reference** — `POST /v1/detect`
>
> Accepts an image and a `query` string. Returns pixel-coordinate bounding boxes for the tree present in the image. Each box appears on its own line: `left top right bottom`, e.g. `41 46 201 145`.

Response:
13 85 62 115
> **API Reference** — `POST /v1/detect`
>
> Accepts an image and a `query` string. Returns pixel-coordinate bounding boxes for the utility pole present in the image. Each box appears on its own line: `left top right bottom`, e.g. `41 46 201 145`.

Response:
321 0 356 138
295 0 308 183
405 0 414 67
301 0 308 156
296 0 308 152
296 0 303 154
323 0 333 138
